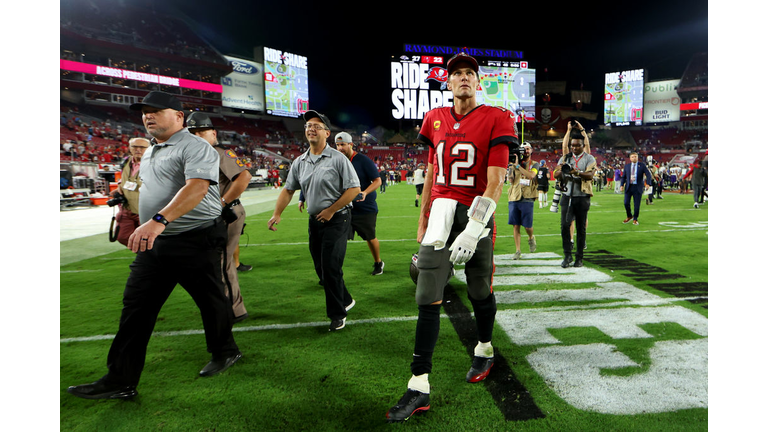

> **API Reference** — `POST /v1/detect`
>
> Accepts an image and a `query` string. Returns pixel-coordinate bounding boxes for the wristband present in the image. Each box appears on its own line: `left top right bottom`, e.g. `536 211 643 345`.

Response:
151 213 169 226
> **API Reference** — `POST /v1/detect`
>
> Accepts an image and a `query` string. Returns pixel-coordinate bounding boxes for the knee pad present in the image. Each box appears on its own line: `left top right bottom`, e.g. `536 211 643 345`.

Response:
415 248 450 305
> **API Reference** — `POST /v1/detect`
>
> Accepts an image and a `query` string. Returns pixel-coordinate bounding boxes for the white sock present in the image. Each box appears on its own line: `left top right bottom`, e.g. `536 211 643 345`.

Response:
474 341 494 358
407 373 430 394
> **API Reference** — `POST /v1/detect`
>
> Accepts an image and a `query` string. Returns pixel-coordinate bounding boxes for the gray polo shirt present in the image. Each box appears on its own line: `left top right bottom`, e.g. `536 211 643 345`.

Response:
285 143 360 215
138 128 222 235
558 152 596 197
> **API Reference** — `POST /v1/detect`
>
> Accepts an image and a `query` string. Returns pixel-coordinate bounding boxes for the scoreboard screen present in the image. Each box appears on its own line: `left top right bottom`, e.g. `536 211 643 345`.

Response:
263 47 309 118
604 68 645 126
390 55 535 122
478 61 536 122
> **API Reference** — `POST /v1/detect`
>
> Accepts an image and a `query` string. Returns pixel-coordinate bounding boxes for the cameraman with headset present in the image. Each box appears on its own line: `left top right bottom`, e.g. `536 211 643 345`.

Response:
110 137 150 246
553 123 596 268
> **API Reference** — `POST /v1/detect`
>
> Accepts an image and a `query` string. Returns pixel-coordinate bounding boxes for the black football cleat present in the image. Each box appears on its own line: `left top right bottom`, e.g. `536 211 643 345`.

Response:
466 356 494 383
386 389 430 422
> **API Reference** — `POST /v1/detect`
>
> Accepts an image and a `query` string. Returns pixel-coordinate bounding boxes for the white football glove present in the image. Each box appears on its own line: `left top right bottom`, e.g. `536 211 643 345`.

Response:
449 196 495 265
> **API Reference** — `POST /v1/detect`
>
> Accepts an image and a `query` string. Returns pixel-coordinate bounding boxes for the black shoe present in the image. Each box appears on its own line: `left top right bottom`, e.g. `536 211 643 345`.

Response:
573 259 584 267
329 317 346 331
371 261 385 276
233 313 249 324
386 389 430 422
199 352 242 377
67 379 137 400
415 199 419 207
236 264 252 272
466 356 494 383
561 255 573 268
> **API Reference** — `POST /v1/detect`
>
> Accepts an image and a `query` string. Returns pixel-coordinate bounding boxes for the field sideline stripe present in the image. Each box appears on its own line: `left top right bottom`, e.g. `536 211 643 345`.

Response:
59 296 707 344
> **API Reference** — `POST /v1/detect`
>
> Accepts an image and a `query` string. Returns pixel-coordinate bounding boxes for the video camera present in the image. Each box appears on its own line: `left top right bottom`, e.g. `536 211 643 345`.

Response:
510 144 528 164
107 194 127 207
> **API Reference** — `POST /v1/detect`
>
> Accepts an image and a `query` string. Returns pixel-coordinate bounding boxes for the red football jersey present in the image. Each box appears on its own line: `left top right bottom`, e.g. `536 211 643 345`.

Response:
418 105 518 206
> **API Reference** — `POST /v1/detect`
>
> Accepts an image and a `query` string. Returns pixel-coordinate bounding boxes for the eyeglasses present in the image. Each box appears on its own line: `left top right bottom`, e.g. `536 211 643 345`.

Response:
304 123 327 131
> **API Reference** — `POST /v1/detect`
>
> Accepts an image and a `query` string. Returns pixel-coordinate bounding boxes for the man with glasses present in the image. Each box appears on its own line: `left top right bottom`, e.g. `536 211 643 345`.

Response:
112 137 150 246
268 110 361 331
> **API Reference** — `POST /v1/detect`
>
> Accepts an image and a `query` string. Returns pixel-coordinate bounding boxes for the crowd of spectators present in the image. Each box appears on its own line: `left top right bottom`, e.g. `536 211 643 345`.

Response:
60 102 707 190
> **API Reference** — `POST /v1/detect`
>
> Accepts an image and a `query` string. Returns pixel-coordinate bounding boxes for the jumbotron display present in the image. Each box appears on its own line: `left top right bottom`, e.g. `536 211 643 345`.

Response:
390 55 535 122
478 61 536 122
263 47 309 118
604 68 645 126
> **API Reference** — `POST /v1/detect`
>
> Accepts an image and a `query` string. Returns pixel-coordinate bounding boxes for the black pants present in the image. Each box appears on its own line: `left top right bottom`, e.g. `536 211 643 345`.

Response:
561 195 590 259
105 219 239 386
308 210 353 321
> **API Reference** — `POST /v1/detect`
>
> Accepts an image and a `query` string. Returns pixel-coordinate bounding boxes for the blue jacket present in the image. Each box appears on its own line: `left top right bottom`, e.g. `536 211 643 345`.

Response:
620 161 653 190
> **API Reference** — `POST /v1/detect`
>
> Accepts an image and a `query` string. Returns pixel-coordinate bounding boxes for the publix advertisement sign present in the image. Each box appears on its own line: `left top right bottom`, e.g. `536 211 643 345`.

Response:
221 56 264 111
643 79 681 123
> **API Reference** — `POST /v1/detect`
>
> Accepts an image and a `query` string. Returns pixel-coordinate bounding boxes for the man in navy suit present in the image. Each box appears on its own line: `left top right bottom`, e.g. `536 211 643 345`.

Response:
620 152 653 225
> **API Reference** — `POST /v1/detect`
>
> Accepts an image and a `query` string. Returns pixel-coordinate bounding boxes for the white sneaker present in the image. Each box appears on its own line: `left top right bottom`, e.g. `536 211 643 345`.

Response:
512 251 521 260
528 236 537 253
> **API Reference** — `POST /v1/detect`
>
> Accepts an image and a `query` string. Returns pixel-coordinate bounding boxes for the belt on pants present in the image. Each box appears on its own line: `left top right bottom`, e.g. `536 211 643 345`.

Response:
311 208 349 218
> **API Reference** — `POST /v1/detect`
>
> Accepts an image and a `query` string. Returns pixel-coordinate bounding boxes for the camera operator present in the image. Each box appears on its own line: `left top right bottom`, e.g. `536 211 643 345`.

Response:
507 142 539 259
553 125 596 268
111 137 150 246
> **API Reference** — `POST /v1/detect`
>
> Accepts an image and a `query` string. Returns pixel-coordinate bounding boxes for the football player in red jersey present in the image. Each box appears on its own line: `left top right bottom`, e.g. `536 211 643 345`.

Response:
387 53 519 422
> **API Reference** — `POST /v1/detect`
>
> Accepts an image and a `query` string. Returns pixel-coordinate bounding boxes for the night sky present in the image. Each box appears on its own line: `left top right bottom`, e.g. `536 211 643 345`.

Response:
171 1 708 131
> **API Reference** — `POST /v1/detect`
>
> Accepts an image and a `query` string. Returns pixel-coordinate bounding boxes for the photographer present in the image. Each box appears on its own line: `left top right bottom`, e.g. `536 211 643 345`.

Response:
507 143 539 259
553 126 596 268
111 137 149 246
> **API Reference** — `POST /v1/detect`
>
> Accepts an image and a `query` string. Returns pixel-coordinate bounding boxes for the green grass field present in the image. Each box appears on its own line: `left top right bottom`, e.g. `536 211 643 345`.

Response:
60 182 708 431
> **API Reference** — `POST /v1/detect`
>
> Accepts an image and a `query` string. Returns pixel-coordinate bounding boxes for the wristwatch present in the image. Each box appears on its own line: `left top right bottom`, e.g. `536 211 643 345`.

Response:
151 213 169 226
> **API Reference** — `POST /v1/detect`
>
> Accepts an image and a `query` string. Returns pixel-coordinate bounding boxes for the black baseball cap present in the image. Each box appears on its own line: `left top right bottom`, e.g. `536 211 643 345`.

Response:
130 91 184 111
446 52 479 75
303 110 331 129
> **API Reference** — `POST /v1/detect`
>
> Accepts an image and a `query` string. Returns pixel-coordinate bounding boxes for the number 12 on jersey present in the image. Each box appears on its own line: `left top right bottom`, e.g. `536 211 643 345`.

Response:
434 141 478 188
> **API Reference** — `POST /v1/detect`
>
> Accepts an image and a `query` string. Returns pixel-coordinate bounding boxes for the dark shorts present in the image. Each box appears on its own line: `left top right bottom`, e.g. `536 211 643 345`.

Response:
348 212 377 241
508 200 534 228
415 183 424 195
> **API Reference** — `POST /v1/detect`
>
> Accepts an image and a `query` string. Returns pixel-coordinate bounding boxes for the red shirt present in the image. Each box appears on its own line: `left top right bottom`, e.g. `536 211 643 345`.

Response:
418 105 518 206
